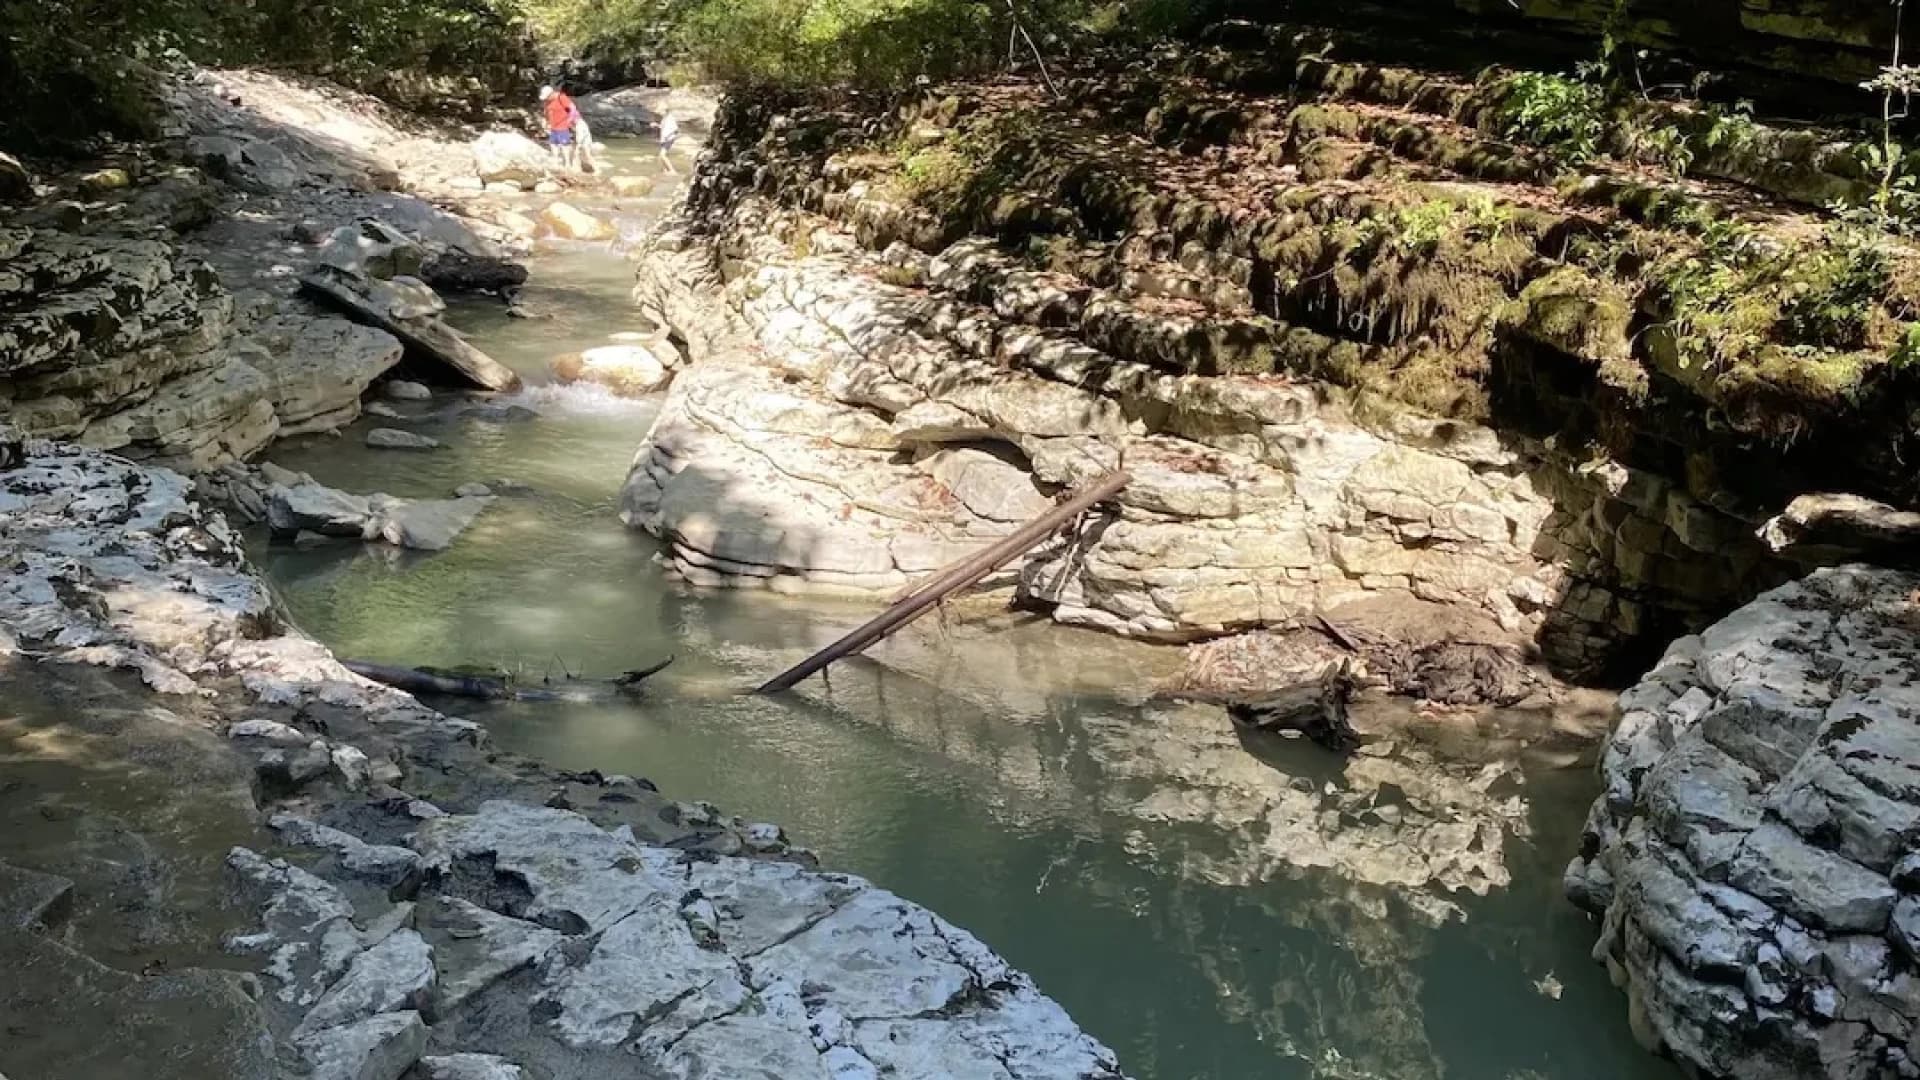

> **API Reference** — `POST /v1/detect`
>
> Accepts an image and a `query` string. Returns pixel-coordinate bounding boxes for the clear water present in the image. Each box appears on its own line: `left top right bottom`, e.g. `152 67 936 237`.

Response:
253 141 1679 1080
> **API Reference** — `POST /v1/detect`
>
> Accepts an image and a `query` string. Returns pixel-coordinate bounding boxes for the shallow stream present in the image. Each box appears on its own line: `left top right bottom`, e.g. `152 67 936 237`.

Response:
254 141 1679 1080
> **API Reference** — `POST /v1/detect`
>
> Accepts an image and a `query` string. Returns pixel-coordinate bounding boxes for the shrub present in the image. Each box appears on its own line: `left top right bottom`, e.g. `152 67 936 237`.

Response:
1493 71 1607 164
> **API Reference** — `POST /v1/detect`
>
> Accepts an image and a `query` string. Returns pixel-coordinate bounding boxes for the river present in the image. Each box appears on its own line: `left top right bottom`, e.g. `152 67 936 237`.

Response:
250 139 1679 1080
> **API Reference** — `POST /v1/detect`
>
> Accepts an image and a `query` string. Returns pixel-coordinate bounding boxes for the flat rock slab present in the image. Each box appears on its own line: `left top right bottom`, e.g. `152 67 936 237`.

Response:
408 801 1127 1078
0 928 272 1080
0 860 73 930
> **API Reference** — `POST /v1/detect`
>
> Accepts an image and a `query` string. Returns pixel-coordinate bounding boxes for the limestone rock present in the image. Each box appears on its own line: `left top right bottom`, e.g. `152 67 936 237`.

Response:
295 930 435 1036
539 201 617 242
610 175 655 198
241 314 403 433
1568 566 1920 1079
549 343 672 396
470 131 551 186
267 481 374 537
318 219 426 280
1759 492 1920 566
294 1010 427 1080
188 133 301 193
417 1055 526 1080
367 494 494 551
367 428 440 451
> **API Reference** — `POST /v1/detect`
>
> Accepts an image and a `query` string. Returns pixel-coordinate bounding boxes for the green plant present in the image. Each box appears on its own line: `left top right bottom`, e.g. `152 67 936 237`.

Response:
1700 100 1760 155
1494 71 1608 164
1385 201 1455 256
1618 117 1695 175
1779 225 1891 349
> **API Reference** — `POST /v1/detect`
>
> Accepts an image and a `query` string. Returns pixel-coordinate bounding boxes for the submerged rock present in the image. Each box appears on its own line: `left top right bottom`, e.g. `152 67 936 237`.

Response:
1567 566 1920 1079
367 428 440 451
367 494 495 551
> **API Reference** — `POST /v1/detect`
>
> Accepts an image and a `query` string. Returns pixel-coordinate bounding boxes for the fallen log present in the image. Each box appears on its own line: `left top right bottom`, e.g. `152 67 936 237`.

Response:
298 265 521 392
757 470 1130 693
344 656 672 702
1227 661 1359 752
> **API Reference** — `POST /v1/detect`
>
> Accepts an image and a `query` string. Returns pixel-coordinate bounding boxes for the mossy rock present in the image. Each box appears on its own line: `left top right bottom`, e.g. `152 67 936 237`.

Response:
1502 266 1634 365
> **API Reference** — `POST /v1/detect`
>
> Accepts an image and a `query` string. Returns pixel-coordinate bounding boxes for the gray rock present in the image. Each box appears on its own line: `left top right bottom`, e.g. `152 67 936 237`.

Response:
1729 822 1896 934
295 930 434 1036
0 150 32 201
1569 567 1920 1079
417 1055 526 1080
268 814 422 890
453 482 493 498
0 860 73 930
189 133 301 193
367 495 493 551
385 380 433 401
295 1010 427 1080
318 219 426 280
267 481 373 537
367 428 440 451
426 898 562 1012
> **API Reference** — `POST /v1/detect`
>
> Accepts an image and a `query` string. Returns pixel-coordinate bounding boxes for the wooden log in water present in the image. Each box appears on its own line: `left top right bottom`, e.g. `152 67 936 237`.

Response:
345 656 673 702
298 266 522 392
1227 662 1359 752
756 470 1130 694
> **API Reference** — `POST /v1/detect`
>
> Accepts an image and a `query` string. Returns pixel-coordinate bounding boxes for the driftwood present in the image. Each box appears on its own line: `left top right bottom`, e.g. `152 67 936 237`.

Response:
1228 661 1359 752
756 471 1130 693
345 656 672 702
298 266 522 392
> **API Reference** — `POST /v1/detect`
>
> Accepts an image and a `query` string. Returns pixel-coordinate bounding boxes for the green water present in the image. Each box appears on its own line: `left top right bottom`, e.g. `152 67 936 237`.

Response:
253 147 1679 1080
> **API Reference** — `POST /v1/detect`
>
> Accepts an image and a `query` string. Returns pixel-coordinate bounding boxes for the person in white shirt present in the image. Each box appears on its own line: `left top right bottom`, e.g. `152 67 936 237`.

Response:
658 113 681 174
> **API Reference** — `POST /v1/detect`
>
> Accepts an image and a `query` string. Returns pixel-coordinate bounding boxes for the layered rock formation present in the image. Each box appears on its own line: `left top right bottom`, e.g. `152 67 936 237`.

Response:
1565 567 1920 1079
0 434 1129 1079
624 158 1784 674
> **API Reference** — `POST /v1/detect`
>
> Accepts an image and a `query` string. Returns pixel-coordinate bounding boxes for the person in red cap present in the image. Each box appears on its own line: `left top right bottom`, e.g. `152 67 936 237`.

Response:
539 85 581 170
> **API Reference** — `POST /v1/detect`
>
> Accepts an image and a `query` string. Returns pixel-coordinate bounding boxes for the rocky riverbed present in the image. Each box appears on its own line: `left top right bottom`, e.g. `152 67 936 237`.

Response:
0 63 1126 1079
0 435 1128 1079
613 23 1920 1080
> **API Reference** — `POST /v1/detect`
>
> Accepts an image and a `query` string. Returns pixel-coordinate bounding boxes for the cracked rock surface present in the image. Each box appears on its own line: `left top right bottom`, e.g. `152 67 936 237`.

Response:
1567 566 1920 1079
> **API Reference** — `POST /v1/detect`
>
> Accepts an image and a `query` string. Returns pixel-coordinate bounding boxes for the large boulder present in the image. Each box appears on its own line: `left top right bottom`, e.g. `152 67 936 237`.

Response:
548 344 672 396
1566 566 1920 1080
317 220 426 280
538 202 616 242
470 132 551 186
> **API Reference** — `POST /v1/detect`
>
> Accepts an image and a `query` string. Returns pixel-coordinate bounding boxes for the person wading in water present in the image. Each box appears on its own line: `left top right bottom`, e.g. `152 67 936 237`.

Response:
658 112 680 174
539 85 581 170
